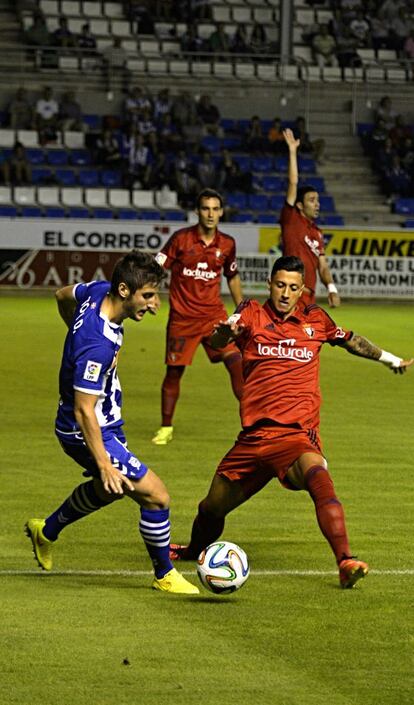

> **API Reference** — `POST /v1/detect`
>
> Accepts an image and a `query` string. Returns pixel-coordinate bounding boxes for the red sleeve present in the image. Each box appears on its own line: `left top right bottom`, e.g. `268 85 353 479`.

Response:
319 309 352 346
155 232 180 270
223 238 239 279
230 299 259 350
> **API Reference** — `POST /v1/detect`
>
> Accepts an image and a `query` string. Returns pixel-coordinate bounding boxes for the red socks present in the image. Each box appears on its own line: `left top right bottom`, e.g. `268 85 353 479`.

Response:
305 465 351 563
161 365 185 426
186 501 225 559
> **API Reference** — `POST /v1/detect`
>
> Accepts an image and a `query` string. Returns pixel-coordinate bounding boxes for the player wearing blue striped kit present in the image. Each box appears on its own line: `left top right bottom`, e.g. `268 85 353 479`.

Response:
25 250 198 594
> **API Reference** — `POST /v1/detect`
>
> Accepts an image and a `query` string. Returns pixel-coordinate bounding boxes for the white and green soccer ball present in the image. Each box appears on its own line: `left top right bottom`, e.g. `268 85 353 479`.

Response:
196 541 250 594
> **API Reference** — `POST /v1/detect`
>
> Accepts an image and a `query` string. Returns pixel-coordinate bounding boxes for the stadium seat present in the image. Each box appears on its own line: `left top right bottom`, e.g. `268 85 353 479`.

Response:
251 156 274 173
256 64 277 82
47 149 68 166
0 204 18 216
78 170 100 187
154 188 178 209
262 175 285 192
0 186 12 204
201 135 222 152
403 219 414 227
393 198 414 215
63 132 85 149
226 193 248 210
111 20 130 36
269 195 285 210
233 155 251 171
105 2 124 18
222 136 242 150
256 213 275 224
169 60 191 77
213 63 234 79
300 176 325 192
298 156 316 174
83 114 101 131
20 205 43 217
319 214 344 226
16 130 39 147
137 209 163 220
92 208 114 219
59 56 79 72
61 187 84 207
101 170 122 188
108 189 130 210
14 186 37 205
44 206 67 218
274 156 288 172
85 188 107 208
248 194 269 211
37 186 60 206
228 212 253 223
0 129 15 147
67 206 90 218
163 210 185 222
132 190 155 209
319 195 336 212
31 167 53 184
71 149 92 166
55 168 77 186
26 148 45 165
117 209 140 220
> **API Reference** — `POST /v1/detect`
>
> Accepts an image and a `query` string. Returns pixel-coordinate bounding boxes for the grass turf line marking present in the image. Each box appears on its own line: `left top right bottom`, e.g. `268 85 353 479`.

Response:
1 569 414 577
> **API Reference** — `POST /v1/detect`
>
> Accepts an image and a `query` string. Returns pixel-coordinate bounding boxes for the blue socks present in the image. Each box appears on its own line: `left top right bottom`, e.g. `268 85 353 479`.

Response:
43 481 113 541
139 508 173 578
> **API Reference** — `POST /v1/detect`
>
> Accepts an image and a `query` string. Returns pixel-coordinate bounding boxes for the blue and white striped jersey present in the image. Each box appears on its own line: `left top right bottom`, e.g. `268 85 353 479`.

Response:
55 280 124 441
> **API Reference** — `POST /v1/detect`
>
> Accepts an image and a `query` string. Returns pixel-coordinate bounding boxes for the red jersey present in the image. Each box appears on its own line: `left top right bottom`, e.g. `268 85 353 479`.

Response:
233 299 352 430
280 202 325 293
156 225 238 323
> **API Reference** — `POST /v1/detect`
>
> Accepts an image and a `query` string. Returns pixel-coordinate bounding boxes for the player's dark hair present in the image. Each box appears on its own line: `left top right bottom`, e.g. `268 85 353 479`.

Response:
196 188 224 209
296 185 318 205
270 256 305 279
110 250 166 295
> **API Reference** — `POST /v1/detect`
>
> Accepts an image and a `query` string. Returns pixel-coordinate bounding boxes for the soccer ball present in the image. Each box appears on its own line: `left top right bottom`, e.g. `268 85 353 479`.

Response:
196 541 250 594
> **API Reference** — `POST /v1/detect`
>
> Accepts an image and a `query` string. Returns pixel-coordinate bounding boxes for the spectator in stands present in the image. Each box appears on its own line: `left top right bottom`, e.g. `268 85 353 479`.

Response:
338 0 361 22
293 116 325 163
196 151 217 189
180 23 205 56
172 149 199 207
124 85 152 129
148 152 173 190
375 96 398 131
245 115 267 154
250 23 270 60
368 10 391 52
389 115 413 151
208 23 231 57
24 10 50 49
373 136 396 174
367 119 390 158
383 153 412 202
335 25 361 68
196 94 223 137
157 112 182 152
1 141 32 186
126 0 155 34
59 91 84 133
404 28 414 61
155 0 173 21
8 88 32 130
379 0 406 24
153 88 173 122
231 26 249 56
312 24 338 67
267 117 287 154
217 149 252 193
95 127 122 168
77 23 97 57
102 37 131 94
125 131 153 189
137 105 157 139
191 0 212 20
389 7 412 55
51 16 76 49
34 86 59 145
349 10 371 48
171 90 198 130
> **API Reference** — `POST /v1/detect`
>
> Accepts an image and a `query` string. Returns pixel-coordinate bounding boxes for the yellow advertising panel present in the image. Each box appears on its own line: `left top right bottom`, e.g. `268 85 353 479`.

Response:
258 227 414 257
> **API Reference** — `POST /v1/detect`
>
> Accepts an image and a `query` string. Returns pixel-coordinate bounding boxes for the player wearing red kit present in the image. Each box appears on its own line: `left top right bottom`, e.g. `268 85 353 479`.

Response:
152 188 243 445
280 128 340 309
170 255 413 588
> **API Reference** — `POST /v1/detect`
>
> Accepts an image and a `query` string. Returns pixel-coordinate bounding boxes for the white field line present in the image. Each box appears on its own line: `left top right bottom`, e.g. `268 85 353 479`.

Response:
1 568 413 577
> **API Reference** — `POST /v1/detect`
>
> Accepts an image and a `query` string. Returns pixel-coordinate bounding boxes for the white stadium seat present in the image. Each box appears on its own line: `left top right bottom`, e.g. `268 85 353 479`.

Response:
61 188 83 207
108 189 131 208
37 186 60 206
14 187 37 205
16 130 39 147
132 190 154 208
84 188 107 207
0 129 16 147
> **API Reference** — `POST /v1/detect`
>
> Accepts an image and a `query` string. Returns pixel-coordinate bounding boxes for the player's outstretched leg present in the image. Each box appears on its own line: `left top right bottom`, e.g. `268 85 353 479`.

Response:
25 518 53 571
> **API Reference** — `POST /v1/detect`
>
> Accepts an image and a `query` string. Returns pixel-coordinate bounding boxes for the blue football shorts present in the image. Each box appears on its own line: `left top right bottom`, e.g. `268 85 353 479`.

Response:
57 426 148 481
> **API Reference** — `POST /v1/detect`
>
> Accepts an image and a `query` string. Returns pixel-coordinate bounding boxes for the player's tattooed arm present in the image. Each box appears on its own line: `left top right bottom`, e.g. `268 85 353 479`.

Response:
342 334 382 360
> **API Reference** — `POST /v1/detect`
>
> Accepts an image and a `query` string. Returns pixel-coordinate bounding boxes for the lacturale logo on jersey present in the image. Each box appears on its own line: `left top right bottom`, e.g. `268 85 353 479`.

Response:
183 262 218 280
257 339 313 361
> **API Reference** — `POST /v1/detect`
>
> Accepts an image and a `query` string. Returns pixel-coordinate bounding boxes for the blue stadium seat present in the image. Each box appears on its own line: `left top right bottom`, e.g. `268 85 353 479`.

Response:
319 195 336 212
220 118 237 132
117 208 140 220
237 119 250 133
298 156 316 173
83 114 101 130
92 207 115 219
256 212 275 224
31 167 53 184
262 175 285 192
394 198 414 215
78 169 99 187
274 156 288 172
228 212 253 222
226 192 248 209
67 206 90 218
56 168 77 186
357 123 374 137
222 136 242 150
20 205 43 217
248 194 269 211
101 170 122 187
300 176 325 192
0 204 18 216
138 209 162 220
269 195 285 210
163 209 185 221
403 218 414 227
70 149 91 166
47 149 68 166
233 155 250 171
26 148 45 165
251 156 273 173
44 206 66 218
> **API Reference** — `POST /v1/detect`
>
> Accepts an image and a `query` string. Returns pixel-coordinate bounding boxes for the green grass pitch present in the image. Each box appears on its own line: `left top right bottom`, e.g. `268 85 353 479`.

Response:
1 295 413 705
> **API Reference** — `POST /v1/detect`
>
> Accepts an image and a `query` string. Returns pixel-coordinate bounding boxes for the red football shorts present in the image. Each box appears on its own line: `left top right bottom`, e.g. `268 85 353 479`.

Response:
165 317 239 366
216 425 323 496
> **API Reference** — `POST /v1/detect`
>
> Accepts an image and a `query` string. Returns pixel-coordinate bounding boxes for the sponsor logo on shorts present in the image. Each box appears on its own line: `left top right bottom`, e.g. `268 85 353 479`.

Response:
257 339 313 362
83 360 102 382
